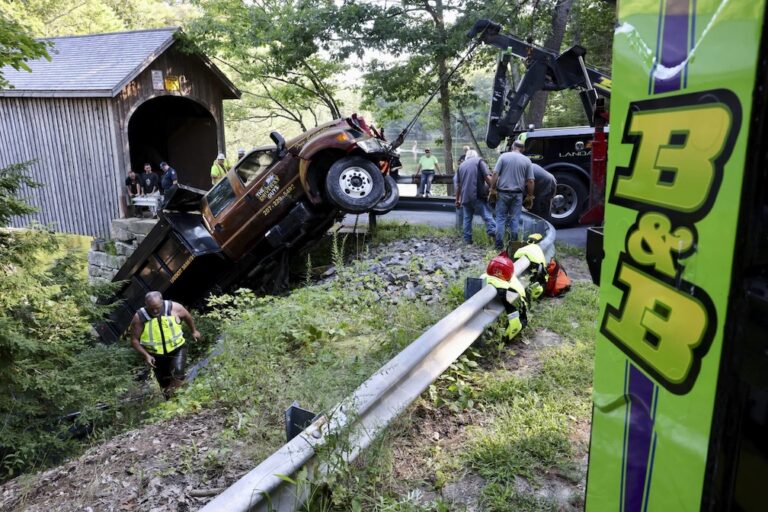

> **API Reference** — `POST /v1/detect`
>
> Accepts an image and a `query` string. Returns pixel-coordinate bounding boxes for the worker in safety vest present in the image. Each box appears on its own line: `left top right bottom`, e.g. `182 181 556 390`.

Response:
210 153 230 186
513 233 549 300
129 291 201 398
481 251 528 339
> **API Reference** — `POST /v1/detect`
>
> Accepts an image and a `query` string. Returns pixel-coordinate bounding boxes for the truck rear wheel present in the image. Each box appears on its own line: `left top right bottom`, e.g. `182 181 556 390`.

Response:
371 175 400 214
550 172 587 227
325 156 385 213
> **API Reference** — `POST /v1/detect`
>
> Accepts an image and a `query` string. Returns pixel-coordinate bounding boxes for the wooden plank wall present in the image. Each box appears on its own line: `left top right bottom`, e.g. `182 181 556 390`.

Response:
0 97 121 237
113 45 228 187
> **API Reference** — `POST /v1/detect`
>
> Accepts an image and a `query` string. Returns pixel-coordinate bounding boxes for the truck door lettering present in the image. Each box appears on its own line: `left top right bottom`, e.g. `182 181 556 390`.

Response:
626 212 694 278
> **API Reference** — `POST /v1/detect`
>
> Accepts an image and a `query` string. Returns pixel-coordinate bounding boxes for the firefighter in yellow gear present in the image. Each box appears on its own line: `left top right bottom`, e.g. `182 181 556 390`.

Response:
482 251 528 339
514 233 548 300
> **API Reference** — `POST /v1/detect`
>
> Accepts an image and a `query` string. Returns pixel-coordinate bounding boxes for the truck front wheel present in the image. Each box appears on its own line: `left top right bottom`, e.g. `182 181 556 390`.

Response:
550 172 587 228
325 156 385 213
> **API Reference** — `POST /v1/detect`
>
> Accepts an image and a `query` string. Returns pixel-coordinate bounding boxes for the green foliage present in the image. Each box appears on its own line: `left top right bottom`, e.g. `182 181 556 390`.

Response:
429 351 482 413
0 163 138 480
0 16 50 89
480 482 559 512
0 0 198 38
184 0 354 130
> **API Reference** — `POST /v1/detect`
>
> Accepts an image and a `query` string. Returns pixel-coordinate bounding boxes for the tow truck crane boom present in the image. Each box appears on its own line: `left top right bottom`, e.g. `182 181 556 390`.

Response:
467 19 611 148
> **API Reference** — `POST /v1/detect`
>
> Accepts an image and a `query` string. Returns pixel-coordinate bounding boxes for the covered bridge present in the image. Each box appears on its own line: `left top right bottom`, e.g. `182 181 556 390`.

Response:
0 28 241 237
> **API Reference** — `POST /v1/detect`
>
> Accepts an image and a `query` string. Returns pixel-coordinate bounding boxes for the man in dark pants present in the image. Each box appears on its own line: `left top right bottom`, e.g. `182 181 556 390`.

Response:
530 164 557 219
159 161 179 201
456 149 496 244
491 141 534 249
129 291 201 399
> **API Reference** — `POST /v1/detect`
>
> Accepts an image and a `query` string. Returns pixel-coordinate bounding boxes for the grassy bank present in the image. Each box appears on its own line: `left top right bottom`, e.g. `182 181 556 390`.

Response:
149 222 484 470
314 248 599 511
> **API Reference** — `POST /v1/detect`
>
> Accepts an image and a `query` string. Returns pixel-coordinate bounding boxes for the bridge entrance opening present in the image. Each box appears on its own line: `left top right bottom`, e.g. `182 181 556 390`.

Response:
128 96 217 190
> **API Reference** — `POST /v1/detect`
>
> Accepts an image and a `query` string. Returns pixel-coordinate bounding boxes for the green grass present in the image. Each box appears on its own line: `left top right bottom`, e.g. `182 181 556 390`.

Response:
150 254 460 467
370 220 457 246
467 282 598 510
145 225 598 511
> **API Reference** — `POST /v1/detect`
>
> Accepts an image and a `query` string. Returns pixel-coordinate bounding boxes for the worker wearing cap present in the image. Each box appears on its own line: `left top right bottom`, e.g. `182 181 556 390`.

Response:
210 153 230 186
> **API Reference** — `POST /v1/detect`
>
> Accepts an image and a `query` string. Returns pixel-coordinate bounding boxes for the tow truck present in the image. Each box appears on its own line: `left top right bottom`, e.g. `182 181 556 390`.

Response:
468 19 611 229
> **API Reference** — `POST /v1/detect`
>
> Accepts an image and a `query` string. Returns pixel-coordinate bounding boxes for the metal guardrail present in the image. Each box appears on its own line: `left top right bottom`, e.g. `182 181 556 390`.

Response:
393 196 457 213
202 214 555 512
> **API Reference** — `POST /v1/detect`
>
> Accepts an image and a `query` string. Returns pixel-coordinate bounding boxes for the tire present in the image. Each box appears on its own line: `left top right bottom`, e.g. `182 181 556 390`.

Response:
371 175 400 214
325 156 385 213
549 172 588 228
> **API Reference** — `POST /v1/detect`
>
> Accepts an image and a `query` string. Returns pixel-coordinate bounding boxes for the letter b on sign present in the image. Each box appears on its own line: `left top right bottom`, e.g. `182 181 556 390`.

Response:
610 91 740 221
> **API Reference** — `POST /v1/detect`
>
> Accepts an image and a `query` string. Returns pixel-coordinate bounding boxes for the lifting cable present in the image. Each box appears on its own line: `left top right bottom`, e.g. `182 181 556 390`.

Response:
389 0 515 150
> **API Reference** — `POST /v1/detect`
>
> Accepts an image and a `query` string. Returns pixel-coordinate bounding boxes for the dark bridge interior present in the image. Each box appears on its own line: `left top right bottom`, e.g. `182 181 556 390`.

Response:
128 96 217 190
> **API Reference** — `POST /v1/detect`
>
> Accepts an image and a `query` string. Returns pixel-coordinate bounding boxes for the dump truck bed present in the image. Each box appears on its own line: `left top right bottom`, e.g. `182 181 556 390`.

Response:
96 212 225 343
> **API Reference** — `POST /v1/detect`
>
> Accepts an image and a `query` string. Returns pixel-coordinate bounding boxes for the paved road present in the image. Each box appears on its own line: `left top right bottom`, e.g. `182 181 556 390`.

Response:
343 208 588 248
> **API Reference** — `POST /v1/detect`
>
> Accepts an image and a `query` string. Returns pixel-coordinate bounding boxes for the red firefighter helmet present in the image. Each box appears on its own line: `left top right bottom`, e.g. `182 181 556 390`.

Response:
486 251 515 281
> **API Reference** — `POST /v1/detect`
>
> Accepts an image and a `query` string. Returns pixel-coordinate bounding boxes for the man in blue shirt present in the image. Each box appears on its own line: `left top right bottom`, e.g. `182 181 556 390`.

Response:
159 161 179 195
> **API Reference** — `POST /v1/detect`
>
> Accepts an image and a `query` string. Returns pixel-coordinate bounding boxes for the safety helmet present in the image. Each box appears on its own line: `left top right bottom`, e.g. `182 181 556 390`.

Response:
486 252 515 281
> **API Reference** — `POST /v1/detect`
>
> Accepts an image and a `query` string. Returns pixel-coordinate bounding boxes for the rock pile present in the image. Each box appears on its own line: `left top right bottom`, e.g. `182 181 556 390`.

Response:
323 236 493 304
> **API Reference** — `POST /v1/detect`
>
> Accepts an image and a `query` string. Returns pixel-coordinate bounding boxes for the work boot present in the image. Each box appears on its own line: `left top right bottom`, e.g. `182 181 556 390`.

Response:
162 378 186 400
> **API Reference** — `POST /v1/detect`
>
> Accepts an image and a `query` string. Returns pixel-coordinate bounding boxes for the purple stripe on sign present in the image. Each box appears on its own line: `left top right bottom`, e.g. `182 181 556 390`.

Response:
654 0 691 94
623 365 656 512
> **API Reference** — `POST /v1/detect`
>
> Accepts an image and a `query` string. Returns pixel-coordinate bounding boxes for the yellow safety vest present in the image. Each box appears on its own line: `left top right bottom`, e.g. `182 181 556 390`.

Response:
483 273 527 300
211 161 229 184
514 243 546 266
138 300 185 355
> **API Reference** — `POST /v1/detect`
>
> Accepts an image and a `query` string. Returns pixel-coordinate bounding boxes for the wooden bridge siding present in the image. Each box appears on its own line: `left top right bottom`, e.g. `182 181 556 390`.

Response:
0 97 121 237
113 45 227 176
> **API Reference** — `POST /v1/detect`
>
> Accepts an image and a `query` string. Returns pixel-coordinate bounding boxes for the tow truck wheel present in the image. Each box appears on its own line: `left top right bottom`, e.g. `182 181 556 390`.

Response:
371 175 400 214
550 172 587 227
325 157 385 213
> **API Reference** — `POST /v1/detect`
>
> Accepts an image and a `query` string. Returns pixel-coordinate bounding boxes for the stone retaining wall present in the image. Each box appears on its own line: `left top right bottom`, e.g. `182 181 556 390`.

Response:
88 218 158 283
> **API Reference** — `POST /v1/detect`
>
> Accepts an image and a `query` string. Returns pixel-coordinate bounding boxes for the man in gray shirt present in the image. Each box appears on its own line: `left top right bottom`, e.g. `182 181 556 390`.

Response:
491 141 534 249
455 150 495 244
531 164 557 218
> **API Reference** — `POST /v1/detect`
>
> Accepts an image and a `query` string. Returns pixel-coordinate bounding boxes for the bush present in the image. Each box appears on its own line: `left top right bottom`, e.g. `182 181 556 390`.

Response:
0 163 138 480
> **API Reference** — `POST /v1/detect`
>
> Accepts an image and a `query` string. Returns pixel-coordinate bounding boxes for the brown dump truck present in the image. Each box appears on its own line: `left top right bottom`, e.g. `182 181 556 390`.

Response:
97 115 401 342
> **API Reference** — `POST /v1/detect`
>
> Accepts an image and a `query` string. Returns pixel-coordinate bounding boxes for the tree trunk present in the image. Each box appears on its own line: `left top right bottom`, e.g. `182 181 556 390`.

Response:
438 59 454 175
458 106 484 160
433 0 453 175
527 0 575 127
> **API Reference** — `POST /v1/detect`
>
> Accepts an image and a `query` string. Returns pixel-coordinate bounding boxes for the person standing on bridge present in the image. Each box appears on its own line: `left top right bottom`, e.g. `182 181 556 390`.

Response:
491 141 534 250
456 150 495 244
129 292 201 399
210 153 229 186
159 161 180 207
416 148 440 197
